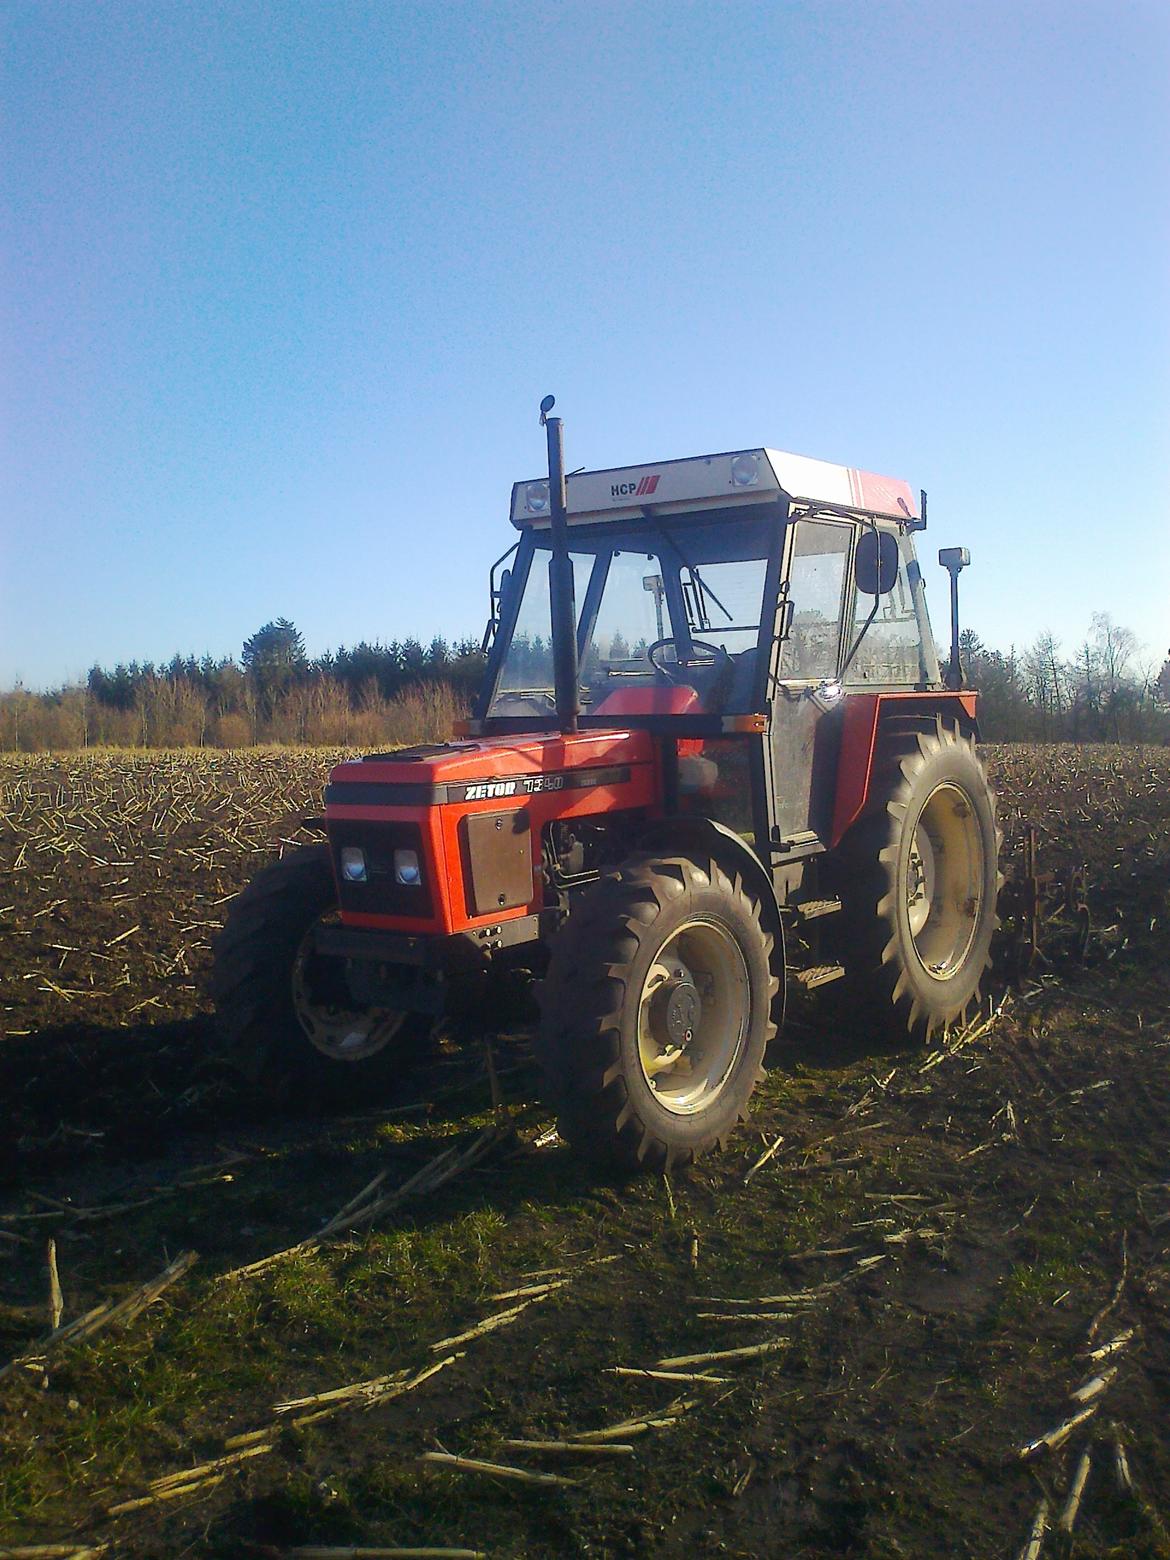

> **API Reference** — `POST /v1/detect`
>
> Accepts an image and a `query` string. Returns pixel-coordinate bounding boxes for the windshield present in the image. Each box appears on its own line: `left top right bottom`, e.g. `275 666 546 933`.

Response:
487 516 775 720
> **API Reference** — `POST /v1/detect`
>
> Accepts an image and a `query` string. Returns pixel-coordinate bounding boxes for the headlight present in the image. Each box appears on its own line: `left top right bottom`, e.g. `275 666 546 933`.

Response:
730 453 760 487
525 480 550 513
340 846 367 882
394 848 421 886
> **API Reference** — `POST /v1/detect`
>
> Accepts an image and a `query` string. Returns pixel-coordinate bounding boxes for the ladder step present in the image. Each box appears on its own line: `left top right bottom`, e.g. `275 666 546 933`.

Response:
792 963 846 989
791 897 842 923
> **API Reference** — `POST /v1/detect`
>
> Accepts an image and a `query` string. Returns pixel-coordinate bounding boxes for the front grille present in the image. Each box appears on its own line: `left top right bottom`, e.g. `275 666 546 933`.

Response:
329 821 434 919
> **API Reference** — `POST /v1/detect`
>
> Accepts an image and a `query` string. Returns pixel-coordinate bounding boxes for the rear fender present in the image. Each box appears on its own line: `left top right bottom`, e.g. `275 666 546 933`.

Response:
830 690 979 847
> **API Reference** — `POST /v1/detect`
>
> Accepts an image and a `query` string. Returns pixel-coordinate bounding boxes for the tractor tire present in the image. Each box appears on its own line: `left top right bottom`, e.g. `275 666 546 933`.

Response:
211 844 428 1103
536 852 779 1171
829 718 1001 1042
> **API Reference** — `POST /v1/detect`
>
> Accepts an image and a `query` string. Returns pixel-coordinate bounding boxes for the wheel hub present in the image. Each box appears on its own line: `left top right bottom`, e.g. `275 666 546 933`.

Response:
906 826 937 940
656 975 702 1048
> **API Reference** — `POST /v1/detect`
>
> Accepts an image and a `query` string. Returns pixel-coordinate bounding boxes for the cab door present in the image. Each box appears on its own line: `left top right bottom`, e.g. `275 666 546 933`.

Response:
766 517 854 847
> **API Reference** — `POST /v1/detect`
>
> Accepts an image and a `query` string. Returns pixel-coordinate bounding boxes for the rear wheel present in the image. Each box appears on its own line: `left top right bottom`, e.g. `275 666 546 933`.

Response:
829 719 1001 1041
211 845 429 1101
536 852 779 1170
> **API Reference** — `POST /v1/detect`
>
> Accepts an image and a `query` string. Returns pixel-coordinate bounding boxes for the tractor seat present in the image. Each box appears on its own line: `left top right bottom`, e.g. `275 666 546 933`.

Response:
593 685 703 717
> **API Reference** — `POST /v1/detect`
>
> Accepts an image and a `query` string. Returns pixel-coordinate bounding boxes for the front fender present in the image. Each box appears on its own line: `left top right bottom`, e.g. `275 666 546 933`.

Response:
635 816 786 991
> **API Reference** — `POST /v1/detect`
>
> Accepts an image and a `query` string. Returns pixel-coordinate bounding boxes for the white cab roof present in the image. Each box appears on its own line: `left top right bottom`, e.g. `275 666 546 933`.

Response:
511 447 920 528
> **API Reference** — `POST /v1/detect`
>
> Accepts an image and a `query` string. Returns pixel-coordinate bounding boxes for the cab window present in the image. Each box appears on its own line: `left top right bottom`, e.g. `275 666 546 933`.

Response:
779 520 851 680
845 542 925 687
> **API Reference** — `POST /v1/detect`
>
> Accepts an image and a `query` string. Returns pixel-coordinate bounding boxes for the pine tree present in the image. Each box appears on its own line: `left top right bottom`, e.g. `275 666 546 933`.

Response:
241 618 307 722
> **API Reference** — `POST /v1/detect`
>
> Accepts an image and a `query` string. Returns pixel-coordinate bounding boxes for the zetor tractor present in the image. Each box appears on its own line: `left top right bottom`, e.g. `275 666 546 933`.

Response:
212 400 1000 1170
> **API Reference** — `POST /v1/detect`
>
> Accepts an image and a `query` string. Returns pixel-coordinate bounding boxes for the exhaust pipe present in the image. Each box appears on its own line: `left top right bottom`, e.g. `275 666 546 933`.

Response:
541 395 580 734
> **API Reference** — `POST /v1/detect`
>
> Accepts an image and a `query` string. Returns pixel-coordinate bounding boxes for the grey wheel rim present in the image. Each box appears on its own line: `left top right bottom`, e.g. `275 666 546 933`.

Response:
637 917 750 1115
906 781 985 981
290 922 408 1061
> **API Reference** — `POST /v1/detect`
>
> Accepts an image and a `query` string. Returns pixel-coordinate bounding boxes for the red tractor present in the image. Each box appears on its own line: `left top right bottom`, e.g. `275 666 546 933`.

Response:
213 400 1000 1169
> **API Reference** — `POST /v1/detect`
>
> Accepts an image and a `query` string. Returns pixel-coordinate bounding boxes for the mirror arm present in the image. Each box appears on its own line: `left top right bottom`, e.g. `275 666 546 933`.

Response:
840 516 882 681
840 595 880 683
482 541 520 654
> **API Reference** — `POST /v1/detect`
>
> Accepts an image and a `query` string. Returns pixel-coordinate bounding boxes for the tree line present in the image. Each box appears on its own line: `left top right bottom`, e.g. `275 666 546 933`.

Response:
1 612 1166 752
1 622 486 751
959 613 1169 745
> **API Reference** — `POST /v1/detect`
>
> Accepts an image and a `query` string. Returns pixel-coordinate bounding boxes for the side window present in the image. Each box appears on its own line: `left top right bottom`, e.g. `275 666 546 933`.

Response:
780 520 851 680
490 550 593 711
845 542 924 686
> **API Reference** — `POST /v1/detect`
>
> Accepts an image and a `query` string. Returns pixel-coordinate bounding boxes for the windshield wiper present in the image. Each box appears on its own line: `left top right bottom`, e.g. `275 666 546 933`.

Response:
652 520 733 626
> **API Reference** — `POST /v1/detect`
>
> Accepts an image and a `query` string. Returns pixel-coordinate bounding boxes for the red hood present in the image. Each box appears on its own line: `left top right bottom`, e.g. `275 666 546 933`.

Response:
329 728 654 788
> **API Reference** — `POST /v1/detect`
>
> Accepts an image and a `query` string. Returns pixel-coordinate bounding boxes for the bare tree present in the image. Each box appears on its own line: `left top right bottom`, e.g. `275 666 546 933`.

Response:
1091 613 1141 741
1024 631 1069 740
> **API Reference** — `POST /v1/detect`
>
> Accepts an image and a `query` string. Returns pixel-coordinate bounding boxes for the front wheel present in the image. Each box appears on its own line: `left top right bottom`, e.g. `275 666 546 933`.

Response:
829 719 1001 1041
211 845 429 1102
536 853 780 1170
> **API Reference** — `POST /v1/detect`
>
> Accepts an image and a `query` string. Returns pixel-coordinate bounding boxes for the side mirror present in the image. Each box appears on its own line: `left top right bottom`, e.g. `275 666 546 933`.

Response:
855 529 899 595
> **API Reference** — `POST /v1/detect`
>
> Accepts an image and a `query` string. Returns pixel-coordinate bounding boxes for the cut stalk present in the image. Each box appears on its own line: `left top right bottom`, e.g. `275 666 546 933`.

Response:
1016 1498 1048 1560
47 1240 63 1332
430 1300 540 1352
607 1367 730 1385
1058 1446 1092 1535
656 1340 787 1369
1018 1404 1098 1459
419 1451 578 1488
502 1439 634 1457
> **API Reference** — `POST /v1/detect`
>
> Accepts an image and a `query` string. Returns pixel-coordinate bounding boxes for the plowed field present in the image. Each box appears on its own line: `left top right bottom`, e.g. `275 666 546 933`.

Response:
1 745 1167 1559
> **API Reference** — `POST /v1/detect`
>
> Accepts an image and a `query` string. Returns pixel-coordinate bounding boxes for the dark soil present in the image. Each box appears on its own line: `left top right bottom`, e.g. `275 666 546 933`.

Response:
0 745 1167 1559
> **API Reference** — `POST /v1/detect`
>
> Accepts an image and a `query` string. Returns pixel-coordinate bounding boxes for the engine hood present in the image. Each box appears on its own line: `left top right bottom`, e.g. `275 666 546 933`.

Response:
327 728 655 802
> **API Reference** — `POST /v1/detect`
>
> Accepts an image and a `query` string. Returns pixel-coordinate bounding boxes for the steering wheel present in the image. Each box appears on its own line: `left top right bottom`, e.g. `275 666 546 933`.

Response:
647 637 733 684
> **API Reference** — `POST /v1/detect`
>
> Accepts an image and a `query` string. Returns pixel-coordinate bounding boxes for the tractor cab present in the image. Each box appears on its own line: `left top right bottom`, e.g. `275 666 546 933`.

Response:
473 445 941 853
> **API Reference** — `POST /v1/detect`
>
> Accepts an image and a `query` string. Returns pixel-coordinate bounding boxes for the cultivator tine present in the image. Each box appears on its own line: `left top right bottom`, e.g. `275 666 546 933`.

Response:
998 825 1091 980
1067 864 1091 961
1024 826 1043 974
997 826 1040 980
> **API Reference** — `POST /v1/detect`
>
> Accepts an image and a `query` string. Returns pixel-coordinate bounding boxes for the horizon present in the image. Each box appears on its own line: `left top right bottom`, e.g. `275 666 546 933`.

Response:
3 603 1166 698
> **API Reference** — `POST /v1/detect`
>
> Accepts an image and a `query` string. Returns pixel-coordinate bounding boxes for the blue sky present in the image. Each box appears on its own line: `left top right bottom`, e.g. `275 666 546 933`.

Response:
3 0 1167 690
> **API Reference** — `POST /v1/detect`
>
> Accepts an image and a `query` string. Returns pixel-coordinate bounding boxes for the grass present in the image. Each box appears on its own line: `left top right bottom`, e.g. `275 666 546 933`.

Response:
0 1054 1161 1555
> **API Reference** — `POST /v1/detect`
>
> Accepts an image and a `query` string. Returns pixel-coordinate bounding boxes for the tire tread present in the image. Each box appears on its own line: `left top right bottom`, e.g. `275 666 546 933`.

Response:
537 851 776 1171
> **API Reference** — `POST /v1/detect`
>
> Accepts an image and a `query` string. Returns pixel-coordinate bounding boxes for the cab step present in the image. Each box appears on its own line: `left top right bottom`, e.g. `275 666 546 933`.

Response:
789 896 843 923
791 963 847 989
